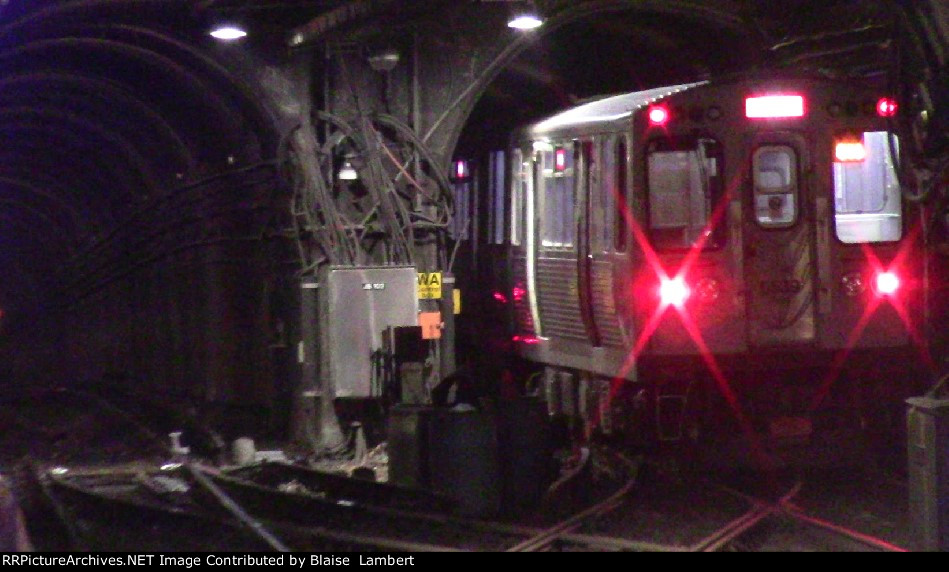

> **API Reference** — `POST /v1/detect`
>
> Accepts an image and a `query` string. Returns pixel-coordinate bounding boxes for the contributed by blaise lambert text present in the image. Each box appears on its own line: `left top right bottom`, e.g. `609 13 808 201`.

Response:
2 555 416 567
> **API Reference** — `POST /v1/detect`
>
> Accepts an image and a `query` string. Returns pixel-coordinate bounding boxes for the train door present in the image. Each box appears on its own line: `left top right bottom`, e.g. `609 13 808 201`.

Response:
576 140 601 346
533 142 586 342
510 146 538 338
577 135 627 349
744 133 817 346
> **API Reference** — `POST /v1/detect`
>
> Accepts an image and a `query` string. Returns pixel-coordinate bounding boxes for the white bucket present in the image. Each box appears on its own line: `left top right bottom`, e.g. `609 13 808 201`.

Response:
232 437 256 466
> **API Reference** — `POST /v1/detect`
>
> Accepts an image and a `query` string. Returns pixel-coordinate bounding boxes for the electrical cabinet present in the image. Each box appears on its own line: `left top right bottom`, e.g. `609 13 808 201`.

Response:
322 266 419 398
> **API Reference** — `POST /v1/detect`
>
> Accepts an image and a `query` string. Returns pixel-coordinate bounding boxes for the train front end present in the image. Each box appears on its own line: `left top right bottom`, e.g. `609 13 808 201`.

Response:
629 77 929 457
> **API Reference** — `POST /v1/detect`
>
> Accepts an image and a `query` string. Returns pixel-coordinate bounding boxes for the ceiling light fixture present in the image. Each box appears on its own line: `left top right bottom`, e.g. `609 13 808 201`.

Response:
507 1 544 30
338 160 358 181
368 48 400 72
210 25 247 41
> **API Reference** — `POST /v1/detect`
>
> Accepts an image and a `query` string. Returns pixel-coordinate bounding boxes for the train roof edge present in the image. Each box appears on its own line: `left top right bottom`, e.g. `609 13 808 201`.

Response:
518 68 887 141
525 81 706 138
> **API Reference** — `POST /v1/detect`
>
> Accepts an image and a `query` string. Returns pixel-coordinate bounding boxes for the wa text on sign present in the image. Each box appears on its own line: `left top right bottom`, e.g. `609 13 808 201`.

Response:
417 272 442 299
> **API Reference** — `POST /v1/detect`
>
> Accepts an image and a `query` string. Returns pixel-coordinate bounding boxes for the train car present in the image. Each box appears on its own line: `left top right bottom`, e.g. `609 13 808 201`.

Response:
500 74 932 460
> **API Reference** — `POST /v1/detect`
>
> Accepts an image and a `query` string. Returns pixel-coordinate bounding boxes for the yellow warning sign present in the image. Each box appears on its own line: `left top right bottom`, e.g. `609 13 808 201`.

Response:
417 272 442 299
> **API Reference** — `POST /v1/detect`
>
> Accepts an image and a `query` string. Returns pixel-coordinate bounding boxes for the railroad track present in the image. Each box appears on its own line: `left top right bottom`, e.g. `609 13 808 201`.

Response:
692 480 909 552
4 384 916 552
26 457 917 552
29 452 680 552
3 384 664 552
192 449 668 552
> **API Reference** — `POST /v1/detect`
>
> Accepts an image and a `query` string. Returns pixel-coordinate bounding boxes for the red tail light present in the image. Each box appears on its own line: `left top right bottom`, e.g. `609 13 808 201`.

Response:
554 147 567 172
876 98 898 117
647 105 669 126
875 271 900 296
659 277 690 307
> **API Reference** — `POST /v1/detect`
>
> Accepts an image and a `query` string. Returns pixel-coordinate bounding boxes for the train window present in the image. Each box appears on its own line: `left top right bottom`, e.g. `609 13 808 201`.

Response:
753 145 798 228
615 138 628 252
647 139 722 249
488 151 506 245
450 164 472 240
592 137 613 253
511 148 525 246
540 143 577 248
833 131 902 243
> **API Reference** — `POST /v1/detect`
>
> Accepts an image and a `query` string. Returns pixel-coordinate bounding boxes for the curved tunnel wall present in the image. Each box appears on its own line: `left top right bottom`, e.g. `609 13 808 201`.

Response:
0 2 291 422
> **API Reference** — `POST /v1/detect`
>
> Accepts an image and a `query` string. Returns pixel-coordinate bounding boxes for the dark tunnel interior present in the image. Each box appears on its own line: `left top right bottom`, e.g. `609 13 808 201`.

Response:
0 0 942 443
0 2 294 431
0 1 943 554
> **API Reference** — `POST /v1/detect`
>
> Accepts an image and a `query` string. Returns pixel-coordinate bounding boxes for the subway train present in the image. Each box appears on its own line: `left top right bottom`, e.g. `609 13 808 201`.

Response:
454 73 936 461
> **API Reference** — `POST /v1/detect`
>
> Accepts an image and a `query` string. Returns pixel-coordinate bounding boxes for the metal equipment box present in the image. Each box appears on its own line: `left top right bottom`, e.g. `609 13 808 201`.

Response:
907 395 949 551
322 266 419 398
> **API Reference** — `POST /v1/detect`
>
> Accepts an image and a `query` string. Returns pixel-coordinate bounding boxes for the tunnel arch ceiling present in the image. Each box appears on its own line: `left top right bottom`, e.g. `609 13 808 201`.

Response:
295 0 945 166
0 1 284 330
315 0 768 166
449 0 945 156
455 5 765 155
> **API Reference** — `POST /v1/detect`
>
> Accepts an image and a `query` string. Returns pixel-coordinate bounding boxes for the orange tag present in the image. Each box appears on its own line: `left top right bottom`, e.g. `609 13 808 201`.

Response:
419 312 442 339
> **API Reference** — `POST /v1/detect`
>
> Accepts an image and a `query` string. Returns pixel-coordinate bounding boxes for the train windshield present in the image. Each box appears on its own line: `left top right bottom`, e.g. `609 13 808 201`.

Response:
833 131 902 243
753 145 798 228
646 138 724 250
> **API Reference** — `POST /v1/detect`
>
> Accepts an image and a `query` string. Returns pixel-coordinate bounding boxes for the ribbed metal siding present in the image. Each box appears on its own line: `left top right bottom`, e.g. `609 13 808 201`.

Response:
536 257 587 341
590 261 624 347
511 253 535 335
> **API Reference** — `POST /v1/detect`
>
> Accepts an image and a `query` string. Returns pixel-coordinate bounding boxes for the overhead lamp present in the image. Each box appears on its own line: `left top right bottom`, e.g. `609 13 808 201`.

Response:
338 160 358 181
368 48 400 72
507 1 544 30
210 24 247 41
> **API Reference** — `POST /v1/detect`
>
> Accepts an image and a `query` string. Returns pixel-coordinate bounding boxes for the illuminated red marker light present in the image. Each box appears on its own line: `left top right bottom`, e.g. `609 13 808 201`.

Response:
876 97 898 117
647 105 669 126
554 148 567 171
745 95 805 118
659 277 690 307
835 140 867 162
875 271 900 296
